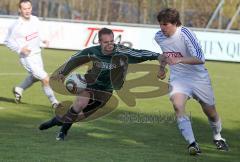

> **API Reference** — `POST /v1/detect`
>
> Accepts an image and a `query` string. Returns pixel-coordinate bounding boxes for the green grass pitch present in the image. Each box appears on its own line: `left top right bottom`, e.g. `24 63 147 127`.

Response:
0 45 239 162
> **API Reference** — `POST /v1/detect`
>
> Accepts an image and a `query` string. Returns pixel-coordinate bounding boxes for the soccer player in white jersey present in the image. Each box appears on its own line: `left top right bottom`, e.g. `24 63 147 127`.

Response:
155 8 228 155
4 0 59 108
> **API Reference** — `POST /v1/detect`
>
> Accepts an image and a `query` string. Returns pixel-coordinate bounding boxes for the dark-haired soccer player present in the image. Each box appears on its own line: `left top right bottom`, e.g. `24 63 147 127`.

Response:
155 8 228 155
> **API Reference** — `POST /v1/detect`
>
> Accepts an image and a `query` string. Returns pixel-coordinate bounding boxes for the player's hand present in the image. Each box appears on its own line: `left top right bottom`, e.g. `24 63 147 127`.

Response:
21 46 31 56
157 66 166 80
166 57 182 65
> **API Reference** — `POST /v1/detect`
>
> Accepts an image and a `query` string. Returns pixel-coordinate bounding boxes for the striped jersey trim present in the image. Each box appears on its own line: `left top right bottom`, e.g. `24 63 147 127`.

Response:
116 45 158 57
181 27 203 60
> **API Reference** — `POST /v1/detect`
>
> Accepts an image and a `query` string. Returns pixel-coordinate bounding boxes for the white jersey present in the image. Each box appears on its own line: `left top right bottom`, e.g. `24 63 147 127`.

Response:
4 15 42 56
155 26 209 80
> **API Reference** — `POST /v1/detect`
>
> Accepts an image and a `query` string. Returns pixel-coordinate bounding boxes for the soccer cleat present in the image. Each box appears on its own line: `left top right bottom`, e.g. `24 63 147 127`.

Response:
56 132 66 141
12 87 22 103
213 138 229 151
188 142 201 155
55 123 72 141
39 117 63 130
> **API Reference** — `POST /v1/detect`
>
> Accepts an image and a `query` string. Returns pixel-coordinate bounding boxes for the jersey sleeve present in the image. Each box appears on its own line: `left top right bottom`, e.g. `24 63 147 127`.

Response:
4 23 21 55
181 27 205 62
154 31 164 46
59 49 92 75
116 44 160 63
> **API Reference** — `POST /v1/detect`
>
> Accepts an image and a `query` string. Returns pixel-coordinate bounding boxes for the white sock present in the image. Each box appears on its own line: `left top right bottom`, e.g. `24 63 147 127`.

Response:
19 75 38 90
42 85 58 104
177 115 196 144
209 119 222 140
15 87 23 96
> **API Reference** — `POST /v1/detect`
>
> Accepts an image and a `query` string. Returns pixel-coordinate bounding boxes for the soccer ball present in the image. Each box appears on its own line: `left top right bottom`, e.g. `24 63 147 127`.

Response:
64 73 87 94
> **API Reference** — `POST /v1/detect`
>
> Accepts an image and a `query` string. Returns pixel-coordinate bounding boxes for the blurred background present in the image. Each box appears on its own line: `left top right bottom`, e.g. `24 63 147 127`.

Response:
0 0 239 30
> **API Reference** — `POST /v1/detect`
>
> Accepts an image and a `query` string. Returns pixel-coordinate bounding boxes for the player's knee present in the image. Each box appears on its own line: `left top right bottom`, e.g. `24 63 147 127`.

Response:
76 100 88 109
172 101 185 110
75 97 90 110
172 102 185 116
170 94 187 112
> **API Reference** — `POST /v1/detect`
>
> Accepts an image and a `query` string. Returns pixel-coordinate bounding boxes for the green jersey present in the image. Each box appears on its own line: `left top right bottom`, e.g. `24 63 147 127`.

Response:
60 44 160 92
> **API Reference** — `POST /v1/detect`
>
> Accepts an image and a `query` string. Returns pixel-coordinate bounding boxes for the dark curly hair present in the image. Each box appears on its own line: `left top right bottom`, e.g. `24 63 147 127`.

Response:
157 8 182 26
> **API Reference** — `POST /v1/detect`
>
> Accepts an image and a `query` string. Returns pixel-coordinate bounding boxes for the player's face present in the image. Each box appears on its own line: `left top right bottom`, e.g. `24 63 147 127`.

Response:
99 34 115 55
159 22 177 37
19 2 32 20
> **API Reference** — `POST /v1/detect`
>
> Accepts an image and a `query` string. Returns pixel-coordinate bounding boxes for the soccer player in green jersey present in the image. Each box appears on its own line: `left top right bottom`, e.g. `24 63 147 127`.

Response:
39 28 165 140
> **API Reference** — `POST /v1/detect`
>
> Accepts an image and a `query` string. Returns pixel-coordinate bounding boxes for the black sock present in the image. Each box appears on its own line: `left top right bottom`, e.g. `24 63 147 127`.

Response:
61 106 79 123
60 123 73 135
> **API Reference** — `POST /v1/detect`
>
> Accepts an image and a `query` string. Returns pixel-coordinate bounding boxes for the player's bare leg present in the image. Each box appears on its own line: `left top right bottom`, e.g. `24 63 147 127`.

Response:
41 76 59 108
171 93 201 155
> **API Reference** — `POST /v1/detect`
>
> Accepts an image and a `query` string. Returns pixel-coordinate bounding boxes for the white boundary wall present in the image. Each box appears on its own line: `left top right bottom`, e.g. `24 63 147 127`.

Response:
0 17 240 62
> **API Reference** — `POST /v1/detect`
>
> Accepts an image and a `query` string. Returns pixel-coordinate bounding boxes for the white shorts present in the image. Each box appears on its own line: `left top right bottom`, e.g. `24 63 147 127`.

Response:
169 75 215 106
19 53 48 80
